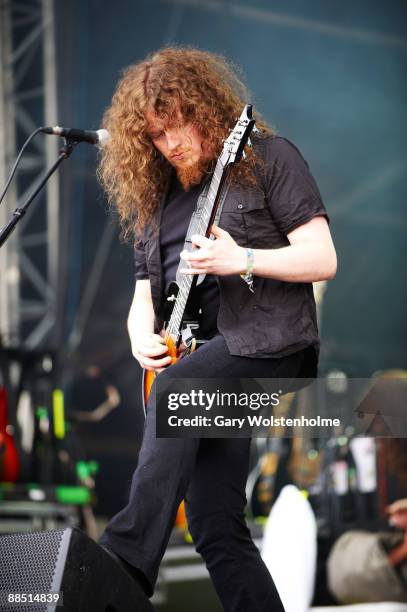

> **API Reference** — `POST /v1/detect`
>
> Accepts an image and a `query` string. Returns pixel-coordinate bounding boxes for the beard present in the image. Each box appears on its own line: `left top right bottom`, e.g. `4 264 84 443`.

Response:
175 156 212 191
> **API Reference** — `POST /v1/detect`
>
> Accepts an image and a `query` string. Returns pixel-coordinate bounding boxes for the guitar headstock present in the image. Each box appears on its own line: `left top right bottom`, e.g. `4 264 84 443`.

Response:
219 104 256 168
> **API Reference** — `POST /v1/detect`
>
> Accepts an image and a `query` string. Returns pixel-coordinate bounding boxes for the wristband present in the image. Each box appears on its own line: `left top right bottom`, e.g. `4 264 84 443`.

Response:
240 248 255 293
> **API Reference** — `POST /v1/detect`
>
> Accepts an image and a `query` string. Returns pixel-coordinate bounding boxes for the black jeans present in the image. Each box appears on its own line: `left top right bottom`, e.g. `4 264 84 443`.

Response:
99 335 316 611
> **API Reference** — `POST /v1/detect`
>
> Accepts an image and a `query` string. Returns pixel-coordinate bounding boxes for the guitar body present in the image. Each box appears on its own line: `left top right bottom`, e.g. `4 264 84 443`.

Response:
142 323 200 414
143 333 179 410
246 438 283 518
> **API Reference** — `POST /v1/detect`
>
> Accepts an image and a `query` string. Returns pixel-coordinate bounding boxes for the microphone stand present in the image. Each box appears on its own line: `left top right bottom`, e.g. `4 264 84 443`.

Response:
0 138 79 248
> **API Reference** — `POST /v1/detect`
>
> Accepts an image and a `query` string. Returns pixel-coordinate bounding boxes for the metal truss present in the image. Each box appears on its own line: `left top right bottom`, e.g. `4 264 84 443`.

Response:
0 0 59 351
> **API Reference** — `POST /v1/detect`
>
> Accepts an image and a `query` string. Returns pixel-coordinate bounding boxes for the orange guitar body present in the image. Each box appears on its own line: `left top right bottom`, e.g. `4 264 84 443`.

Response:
143 334 179 406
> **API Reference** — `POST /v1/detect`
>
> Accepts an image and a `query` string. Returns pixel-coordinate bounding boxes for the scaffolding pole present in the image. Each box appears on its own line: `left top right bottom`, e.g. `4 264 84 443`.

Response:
0 0 59 351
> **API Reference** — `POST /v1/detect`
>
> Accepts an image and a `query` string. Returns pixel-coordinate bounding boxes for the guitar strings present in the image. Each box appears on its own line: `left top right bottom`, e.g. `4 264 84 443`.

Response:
160 109 253 348
164 161 224 344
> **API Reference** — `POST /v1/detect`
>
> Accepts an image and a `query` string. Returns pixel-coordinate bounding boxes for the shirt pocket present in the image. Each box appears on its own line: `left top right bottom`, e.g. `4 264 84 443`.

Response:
221 190 284 248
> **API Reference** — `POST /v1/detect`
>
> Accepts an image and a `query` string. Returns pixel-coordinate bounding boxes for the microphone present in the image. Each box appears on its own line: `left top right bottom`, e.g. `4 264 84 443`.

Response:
41 126 110 145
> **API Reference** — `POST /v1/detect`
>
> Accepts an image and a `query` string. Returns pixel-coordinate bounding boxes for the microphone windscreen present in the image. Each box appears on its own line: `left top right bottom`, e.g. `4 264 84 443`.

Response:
97 129 110 145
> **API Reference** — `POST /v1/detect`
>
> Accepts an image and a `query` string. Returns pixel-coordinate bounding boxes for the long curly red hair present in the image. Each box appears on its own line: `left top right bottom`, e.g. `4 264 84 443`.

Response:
98 47 273 240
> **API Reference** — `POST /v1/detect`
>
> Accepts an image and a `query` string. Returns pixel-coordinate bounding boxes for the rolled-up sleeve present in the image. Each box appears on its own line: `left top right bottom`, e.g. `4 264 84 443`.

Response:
262 136 329 235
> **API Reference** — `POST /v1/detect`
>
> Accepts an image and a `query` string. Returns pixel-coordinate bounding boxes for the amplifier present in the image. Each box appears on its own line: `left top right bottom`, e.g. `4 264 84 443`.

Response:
0 527 153 611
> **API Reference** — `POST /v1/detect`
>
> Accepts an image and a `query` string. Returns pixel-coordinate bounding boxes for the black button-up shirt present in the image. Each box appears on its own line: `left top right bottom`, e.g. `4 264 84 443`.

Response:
134 135 329 358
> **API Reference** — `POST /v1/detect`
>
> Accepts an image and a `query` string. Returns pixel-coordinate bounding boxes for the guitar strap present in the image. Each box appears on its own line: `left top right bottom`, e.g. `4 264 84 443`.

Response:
175 178 231 287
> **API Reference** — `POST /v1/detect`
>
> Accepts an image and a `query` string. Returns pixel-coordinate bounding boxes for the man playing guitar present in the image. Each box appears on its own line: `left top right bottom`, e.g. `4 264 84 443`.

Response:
98 47 336 611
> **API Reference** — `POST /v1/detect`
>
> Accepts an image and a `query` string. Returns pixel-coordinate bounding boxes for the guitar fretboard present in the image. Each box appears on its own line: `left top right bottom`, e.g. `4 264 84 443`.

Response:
164 158 226 343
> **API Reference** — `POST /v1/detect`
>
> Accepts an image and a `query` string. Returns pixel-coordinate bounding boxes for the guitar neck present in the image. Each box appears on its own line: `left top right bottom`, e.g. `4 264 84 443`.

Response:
163 103 256 343
165 159 227 341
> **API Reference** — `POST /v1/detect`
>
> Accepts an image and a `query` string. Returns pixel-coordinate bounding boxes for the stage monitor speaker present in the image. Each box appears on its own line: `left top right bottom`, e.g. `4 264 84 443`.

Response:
0 527 153 611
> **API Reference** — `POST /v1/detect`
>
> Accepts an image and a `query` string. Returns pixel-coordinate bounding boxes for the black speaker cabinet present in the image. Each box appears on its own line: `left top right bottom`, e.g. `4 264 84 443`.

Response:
0 527 154 611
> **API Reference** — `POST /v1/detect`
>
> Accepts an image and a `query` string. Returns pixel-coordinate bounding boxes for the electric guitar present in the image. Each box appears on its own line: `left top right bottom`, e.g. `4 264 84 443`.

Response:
142 105 256 412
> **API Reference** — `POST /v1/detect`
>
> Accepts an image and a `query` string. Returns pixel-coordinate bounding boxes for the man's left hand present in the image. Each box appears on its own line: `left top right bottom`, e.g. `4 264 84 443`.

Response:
180 224 247 276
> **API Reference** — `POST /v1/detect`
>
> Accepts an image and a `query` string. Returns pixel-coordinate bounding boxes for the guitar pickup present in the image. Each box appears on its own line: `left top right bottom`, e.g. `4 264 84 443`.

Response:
181 323 199 348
